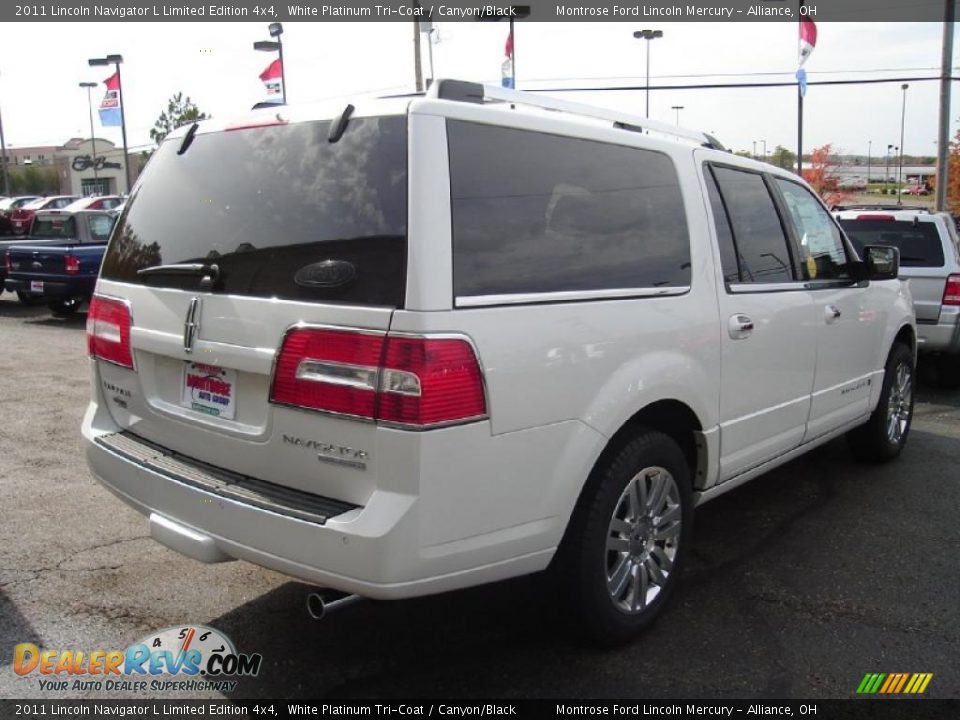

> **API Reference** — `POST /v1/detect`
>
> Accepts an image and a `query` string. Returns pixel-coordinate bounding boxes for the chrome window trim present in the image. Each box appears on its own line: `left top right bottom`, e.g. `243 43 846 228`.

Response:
455 286 690 308
726 282 809 294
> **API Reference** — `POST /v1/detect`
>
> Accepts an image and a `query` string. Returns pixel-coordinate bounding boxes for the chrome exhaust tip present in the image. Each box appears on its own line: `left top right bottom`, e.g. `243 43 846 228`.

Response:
306 591 361 621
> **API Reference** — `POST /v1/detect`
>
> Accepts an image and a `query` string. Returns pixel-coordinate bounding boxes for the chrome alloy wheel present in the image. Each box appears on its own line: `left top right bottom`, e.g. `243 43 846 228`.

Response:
886 361 913 445
605 466 682 614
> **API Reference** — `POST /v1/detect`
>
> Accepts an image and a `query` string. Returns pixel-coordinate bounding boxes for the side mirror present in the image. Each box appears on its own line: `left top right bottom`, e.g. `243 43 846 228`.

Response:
863 245 900 281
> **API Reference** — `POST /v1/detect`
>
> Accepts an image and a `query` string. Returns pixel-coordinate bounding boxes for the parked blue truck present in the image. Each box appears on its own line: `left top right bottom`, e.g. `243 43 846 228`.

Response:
3 209 118 316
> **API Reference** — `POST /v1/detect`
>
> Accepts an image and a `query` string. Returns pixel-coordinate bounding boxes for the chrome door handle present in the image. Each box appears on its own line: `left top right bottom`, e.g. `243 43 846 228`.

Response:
826 304 842 322
728 314 754 340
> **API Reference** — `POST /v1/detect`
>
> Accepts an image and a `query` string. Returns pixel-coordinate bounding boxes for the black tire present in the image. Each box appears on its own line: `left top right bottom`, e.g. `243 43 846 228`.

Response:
48 297 84 317
935 354 960 390
847 343 915 462
554 430 693 646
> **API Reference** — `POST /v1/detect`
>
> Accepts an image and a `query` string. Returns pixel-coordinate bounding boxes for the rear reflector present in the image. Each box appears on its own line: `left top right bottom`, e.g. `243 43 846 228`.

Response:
270 328 487 429
943 274 960 306
65 255 81 275
856 214 895 221
87 295 134 369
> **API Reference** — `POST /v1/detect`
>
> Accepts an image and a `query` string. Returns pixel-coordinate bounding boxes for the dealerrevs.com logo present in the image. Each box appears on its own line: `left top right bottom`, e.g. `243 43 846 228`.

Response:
14 625 262 693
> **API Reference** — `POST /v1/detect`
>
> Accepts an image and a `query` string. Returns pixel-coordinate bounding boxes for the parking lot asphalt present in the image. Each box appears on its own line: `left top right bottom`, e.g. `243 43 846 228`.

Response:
1 292 958 701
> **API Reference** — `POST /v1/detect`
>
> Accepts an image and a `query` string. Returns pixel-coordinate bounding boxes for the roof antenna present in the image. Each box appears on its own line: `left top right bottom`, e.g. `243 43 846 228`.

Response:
328 104 355 143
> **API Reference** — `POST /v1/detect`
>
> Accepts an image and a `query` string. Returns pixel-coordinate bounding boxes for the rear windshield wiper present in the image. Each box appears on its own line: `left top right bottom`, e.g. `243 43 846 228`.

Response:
137 262 220 289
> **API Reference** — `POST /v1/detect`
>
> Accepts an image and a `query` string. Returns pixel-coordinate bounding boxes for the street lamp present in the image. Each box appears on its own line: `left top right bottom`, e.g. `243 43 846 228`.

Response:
632 29 663 119
867 140 872 183
885 144 896 192
0 71 10 196
88 54 131 193
752 140 757 160
79 82 99 190
254 22 286 104
897 83 909 205
761 139 767 162
671 105 684 126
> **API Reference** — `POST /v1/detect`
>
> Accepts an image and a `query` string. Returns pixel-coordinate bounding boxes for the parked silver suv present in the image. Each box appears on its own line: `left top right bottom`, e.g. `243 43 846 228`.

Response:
84 81 916 645
836 207 960 386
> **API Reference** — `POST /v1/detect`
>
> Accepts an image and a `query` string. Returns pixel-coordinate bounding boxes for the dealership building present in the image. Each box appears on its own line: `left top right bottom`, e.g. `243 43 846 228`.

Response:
2 137 138 195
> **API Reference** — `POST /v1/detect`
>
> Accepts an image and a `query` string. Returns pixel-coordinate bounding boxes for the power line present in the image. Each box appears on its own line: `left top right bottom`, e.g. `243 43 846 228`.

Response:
531 75 958 93
521 66 952 84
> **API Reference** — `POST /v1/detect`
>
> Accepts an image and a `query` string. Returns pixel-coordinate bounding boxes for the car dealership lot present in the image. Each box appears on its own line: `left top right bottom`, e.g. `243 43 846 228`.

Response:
0 293 957 700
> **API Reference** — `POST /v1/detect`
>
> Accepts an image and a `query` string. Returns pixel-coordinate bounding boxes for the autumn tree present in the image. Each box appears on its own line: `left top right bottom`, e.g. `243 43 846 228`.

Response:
802 144 850 207
150 93 209 145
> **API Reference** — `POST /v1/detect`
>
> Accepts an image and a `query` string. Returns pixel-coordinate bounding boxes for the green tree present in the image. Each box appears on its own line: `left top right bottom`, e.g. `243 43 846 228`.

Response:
770 145 796 171
150 92 209 145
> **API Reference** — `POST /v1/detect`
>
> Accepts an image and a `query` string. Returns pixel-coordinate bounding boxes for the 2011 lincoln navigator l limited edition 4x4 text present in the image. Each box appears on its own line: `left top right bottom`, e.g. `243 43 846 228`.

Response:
83 80 916 644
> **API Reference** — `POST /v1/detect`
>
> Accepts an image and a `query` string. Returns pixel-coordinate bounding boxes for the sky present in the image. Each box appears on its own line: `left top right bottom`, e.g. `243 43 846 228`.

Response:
0 21 955 159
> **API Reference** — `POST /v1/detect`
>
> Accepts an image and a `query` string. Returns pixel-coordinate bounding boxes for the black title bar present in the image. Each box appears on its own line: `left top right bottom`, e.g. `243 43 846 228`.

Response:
3 0 957 23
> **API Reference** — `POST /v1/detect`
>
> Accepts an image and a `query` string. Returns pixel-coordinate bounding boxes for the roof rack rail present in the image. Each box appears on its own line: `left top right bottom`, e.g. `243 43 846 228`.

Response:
426 79 726 151
831 204 931 213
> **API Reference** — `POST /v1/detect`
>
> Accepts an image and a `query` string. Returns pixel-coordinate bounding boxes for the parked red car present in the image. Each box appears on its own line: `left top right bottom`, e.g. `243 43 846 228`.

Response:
63 196 124 212
9 195 79 235
0 196 41 235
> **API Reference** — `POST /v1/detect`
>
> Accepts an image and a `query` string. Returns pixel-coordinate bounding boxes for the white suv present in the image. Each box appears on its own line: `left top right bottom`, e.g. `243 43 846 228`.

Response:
83 80 916 645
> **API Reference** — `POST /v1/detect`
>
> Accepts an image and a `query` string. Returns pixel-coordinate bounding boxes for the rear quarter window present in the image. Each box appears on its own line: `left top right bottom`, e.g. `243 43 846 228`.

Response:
447 120 690 300
838 219 945 267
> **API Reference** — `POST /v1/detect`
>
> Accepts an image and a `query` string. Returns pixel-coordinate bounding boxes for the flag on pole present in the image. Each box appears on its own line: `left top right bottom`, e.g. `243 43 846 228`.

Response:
501 30 514 88
98 72 122 127
259 58 283 100
798 18 817 66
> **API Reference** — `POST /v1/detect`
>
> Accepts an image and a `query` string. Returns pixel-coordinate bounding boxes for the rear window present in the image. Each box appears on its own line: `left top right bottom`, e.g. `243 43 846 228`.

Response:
87 214 117 242
448 120 690 300
101 116 408 306
838 219 944 267
31 216 76 239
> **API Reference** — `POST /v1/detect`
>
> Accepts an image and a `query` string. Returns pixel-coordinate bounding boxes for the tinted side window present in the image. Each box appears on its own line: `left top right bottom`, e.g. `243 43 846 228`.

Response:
711 167 794 284
775 179 849 280
704 166 740 283
448 121 690 298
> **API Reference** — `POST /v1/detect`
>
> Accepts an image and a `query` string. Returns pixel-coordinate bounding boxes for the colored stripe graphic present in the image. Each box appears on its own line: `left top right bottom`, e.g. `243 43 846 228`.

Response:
858 673 932 694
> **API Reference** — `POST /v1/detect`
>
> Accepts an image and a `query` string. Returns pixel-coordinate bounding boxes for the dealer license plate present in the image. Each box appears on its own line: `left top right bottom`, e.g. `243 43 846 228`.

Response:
181 362 237 420
30 281 43 293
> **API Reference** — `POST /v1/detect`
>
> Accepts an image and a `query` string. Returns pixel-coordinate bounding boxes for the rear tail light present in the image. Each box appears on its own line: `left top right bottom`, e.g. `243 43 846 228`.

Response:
943 274 960 306
64 255 81 275
270 328 487 429
87 295 134 369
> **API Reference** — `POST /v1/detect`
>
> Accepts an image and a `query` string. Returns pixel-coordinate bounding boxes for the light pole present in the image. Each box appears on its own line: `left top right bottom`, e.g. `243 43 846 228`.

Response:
752 140 757 160
0 71 9 196
88 54 130 194
79 82 99 190
885 144 895 193
897 83 908 205
671 105 684 126
254 22 286 103
632 29 663 119
761 139 767 162
867 140 872 183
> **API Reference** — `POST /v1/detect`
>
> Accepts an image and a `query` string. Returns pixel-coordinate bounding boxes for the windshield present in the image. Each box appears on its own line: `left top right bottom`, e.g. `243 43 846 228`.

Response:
100 115 408 307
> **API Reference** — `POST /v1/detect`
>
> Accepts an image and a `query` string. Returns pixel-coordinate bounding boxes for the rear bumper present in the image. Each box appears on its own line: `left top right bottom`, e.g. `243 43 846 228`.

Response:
917 306 960 354
4 276 95 298
81 379 573 599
